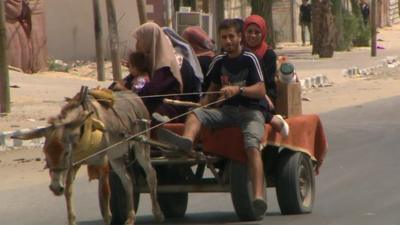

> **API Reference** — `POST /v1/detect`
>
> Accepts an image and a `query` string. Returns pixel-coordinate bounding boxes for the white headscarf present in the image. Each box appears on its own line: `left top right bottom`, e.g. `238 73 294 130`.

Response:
133 22 183 91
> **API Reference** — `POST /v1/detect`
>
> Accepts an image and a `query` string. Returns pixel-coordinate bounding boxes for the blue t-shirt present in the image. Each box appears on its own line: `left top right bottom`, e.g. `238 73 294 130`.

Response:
207 49 264 109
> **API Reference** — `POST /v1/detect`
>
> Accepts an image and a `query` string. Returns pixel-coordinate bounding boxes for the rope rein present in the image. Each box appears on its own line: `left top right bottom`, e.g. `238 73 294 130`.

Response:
136 91 222 99
72 97 227 166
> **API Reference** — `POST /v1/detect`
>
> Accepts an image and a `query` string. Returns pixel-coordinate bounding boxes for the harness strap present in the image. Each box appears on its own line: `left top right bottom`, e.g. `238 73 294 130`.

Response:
72 97 227 166
73 116 104 163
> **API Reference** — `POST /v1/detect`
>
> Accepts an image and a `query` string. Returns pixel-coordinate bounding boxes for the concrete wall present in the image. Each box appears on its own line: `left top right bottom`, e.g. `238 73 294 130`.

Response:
272 0 303 43
45 0 140 61
388 0 399 24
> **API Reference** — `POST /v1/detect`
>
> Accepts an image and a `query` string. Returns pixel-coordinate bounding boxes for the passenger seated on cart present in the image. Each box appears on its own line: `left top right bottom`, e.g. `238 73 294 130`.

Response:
115 51 150 93
162 27 203 107
112 22 199 124
243 15 278 105
158 19 288 217
182 26 216 91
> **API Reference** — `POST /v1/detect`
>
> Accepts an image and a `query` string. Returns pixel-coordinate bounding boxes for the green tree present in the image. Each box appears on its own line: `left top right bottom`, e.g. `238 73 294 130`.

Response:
0 0 10 113
311 0 336 57
350 0 370 46
332 0 370 51
332 0 345 50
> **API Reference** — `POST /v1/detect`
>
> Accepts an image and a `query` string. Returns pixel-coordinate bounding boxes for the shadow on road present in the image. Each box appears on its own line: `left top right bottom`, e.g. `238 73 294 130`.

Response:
78 211 284 225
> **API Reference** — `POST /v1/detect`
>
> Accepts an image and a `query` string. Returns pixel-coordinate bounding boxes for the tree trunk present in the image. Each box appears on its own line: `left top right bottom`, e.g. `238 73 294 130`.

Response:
106 0 122 81
92 0 105 81
371 0 377 56
0 1 10 113
332 0 345 51
215 0 224 49
250 0 276 48
311 0 335 58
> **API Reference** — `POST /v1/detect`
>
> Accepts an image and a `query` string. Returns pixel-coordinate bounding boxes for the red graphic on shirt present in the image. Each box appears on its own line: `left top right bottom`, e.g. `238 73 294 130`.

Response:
221 74 230 86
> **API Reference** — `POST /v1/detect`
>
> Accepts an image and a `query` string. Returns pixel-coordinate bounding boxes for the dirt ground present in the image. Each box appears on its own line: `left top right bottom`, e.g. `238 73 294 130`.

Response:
1 25 400 191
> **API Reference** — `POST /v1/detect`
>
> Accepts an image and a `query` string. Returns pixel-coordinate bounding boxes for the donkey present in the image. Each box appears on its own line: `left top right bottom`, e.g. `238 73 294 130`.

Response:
12 87 164 225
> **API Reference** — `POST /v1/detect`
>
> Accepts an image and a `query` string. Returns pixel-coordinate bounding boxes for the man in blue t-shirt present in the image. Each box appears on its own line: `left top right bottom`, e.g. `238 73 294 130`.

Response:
158 19 268 217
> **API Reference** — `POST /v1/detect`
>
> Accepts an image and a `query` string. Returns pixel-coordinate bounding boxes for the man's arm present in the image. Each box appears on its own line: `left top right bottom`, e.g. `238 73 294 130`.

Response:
200 82 221 106
220 82 265 100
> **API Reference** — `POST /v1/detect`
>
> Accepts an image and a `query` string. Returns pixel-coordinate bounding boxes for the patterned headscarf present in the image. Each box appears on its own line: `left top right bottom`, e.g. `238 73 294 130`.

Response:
182 26 215 58
133 22 183 91
243 15 268 58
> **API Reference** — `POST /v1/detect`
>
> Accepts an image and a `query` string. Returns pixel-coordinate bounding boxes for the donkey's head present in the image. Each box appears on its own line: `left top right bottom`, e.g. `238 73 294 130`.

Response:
12 87 94 195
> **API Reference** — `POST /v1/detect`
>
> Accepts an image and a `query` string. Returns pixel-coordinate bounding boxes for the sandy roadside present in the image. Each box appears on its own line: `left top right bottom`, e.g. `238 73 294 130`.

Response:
303 71 400 114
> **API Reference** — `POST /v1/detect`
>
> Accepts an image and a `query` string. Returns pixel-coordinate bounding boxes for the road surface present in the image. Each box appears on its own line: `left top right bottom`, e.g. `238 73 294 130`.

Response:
0 96 399 225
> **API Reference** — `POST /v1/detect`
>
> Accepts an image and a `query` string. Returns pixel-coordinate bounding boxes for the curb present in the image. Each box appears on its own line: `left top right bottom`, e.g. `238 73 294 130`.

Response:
0 128 45 151
300 74 330 89
342 55 400 77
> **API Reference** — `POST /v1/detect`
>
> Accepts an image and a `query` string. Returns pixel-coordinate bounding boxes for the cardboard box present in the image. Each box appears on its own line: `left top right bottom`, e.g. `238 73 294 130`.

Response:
275 81 302 118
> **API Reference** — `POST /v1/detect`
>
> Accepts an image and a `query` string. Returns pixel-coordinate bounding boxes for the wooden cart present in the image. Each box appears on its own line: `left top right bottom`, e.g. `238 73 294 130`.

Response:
109 114 328 223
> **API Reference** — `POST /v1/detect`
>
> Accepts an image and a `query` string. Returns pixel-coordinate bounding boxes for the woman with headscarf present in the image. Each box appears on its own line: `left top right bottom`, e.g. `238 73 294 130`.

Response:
243 15 289 138
113 22 186 122
110 22 202 123
243 15 277 103
109 23 190 224
182 26 215 92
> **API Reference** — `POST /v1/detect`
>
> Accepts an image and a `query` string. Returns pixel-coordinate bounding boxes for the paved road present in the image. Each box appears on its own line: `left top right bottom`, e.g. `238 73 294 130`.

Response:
1 96 399 225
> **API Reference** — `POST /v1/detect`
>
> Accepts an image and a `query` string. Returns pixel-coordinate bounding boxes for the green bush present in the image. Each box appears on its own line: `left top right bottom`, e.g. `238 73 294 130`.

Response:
353 23 370 47
350 0 370 47
342 11 358 49
47 59 70 72
334 0 370 50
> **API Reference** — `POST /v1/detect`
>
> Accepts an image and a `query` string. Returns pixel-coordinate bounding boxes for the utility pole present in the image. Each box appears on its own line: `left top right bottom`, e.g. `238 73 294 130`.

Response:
290 0 296 43
137 0 147 24
92 0 105 81
0 1 10 113
215 0 224 49
371 0 377 57
106 0 122 81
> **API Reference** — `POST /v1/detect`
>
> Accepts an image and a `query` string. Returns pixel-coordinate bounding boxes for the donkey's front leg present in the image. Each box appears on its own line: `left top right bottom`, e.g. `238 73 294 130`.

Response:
135 143 164 222
98 164 112 225
110 158 135 225
65 166 80 225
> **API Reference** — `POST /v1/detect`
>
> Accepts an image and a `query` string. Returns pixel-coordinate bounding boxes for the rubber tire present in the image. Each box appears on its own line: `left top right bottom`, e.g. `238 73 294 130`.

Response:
109 170 140 225
157 192 188 218
276 151 315 215
230 160 265 221
156 166 189 218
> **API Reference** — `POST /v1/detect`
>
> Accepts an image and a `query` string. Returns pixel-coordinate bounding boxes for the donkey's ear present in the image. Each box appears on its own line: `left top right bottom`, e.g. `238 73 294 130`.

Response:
11 126 53 140
64 110 94 129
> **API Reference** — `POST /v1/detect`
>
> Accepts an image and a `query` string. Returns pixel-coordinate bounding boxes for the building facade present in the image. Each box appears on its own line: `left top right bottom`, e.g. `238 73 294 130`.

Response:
45 0 141 61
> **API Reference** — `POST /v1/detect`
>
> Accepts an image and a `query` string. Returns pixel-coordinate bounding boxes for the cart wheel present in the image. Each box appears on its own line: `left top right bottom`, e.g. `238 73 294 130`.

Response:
156 166 189 218
276 151 315 215
230 160 265 221
109 170 140 224
158 192 188 218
